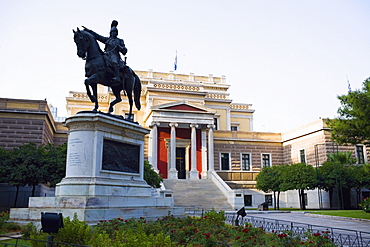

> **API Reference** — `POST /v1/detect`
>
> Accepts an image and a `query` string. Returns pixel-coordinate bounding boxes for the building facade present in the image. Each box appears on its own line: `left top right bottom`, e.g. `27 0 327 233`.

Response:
1 70 369 209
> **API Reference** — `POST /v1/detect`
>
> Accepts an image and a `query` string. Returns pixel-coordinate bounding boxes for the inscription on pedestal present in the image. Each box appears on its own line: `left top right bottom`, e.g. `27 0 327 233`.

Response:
68 138 83 166
102 139 140 173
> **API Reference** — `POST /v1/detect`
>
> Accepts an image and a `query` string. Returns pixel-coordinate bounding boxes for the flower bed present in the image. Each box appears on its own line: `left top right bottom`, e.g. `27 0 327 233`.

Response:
20 209 336 246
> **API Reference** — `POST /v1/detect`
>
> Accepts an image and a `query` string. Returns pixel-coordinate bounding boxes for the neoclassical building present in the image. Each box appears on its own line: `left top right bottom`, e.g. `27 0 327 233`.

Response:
1 70 368 209
64 70 369 209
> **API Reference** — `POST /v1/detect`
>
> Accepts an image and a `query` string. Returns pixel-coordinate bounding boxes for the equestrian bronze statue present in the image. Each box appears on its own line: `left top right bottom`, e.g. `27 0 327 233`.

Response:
73 20 141 121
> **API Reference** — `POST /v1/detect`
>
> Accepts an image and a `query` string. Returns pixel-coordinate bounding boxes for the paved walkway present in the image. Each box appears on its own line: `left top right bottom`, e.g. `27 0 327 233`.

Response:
244 211 370 233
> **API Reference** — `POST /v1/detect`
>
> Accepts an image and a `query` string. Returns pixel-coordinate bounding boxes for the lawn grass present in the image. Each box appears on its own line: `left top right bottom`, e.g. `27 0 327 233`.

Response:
277 208 370 220
308 210 370 220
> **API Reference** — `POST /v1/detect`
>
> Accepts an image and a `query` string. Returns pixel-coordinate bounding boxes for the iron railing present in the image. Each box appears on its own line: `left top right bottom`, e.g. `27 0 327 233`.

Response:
225 212 370 247
0 235 90 247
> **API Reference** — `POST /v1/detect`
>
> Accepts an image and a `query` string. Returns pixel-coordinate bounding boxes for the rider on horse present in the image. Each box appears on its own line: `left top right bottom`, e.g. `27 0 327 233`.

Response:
83 20 127 84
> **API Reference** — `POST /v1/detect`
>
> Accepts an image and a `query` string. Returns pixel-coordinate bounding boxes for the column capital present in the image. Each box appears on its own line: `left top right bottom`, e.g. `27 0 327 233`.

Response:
150 122 160 128
169 122 178 128
207 124 215 129
190 123 199 129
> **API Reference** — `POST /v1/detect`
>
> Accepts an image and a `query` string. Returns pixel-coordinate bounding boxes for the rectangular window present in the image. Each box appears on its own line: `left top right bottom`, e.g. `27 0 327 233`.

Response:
264 195 273 206
220 153 230 170
244 195 252 206
241 153 251 171
214 118 219 130
262 154 271 167
299 149 306 163
356 145 365 164
231 126 238 131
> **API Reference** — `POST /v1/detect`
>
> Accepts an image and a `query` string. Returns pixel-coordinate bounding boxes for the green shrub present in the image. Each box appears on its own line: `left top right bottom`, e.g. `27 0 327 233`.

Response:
54 214 92 245
143 160 163 188
21 222 38 238
0 211 9 232
359 197 370 213
0 211 21 234
28 214 92 247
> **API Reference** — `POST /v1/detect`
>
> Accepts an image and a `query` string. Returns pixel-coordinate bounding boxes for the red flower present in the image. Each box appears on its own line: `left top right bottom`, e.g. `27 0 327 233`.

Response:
202 233 211 239
314 233 321 236
243 228 249 233
324 236 329 239
235 236 241 240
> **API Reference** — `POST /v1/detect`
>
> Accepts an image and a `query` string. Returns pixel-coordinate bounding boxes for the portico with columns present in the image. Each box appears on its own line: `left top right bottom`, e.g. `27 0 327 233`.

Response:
146 101 215 180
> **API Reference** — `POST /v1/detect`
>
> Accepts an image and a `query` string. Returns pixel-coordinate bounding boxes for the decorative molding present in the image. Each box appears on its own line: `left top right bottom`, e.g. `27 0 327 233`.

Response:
153 83 200 91
206 93 227 99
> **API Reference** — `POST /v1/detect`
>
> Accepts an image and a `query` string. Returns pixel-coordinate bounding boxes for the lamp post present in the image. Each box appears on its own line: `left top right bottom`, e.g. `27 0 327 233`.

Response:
41 212 64 247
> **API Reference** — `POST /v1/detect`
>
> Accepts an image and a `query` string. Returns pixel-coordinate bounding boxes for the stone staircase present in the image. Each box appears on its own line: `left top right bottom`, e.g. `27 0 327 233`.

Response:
162 179 234 211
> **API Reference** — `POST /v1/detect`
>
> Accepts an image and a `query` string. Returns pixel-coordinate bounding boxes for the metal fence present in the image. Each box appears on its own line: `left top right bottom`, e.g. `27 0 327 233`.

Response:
0 235 90 247
225 212 370 247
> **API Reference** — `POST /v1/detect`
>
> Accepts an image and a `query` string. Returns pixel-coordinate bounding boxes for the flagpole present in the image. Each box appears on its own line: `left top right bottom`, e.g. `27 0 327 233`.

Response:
346 75 352 93
174 50 177 72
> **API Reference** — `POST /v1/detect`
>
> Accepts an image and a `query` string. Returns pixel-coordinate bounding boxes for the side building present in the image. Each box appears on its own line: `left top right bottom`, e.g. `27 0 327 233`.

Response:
0 98 68 210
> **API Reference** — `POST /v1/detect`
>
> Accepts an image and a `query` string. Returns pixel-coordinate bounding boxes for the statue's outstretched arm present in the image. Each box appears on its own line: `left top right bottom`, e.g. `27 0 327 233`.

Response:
82 26 108 43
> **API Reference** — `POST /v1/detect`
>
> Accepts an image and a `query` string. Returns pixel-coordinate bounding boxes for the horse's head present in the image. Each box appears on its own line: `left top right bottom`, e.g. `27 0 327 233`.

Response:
73 28 89 59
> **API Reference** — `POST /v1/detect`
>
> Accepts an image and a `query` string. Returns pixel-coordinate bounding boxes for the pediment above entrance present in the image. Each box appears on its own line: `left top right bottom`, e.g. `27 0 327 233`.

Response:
151 100 214 113
148 101 215 126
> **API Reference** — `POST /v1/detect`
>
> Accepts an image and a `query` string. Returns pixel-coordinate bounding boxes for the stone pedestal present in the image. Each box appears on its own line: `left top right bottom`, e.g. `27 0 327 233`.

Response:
10 112 183 224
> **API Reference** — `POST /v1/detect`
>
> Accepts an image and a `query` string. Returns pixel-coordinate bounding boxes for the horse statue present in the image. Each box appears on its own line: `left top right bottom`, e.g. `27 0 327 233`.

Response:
72 27 141 121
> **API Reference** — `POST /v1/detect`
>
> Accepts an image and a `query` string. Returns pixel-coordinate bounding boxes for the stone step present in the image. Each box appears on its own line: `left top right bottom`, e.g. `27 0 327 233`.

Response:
163 179 234 211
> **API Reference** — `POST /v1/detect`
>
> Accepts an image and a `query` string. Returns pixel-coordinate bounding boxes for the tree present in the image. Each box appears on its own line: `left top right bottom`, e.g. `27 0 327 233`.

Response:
8 143 45 205
282 163 317 210
0 147 11 183
256 165 287 210
41 143 67 186
347 165 370 209
328 77 370 145
143 160 163 188
317 151 355 209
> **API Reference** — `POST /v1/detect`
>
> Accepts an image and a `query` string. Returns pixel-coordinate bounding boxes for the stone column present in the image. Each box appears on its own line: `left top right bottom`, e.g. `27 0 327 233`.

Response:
189 124 199 179
150 122 160 172
201 129 208 179
207 124 215 172
168 122 178 179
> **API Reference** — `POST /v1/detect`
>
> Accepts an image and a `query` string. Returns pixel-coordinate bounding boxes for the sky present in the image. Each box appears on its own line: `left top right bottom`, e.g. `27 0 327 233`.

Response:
1 0 370 133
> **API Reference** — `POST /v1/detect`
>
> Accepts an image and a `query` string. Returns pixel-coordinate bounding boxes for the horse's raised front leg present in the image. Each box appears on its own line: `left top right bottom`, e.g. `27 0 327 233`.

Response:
85 79 96 103
84 74 100 112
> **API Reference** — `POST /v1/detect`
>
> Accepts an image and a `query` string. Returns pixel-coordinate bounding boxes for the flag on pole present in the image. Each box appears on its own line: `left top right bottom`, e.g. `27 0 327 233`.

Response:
347 75 352 93
174 50 177 71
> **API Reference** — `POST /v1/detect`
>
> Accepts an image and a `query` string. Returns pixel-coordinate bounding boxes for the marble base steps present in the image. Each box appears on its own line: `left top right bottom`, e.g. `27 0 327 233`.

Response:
163 179 234 211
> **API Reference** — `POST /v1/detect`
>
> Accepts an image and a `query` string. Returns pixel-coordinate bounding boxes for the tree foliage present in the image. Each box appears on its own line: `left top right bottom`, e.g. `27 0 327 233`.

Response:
256 165 287 209
0 143 67 207
328 78 370 145
282 163 317 210
317 151 368 209
41 143 67 186
143 160 163 188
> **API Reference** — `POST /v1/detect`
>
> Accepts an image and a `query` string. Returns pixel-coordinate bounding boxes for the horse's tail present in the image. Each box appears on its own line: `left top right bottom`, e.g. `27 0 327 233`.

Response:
133 71 142 110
